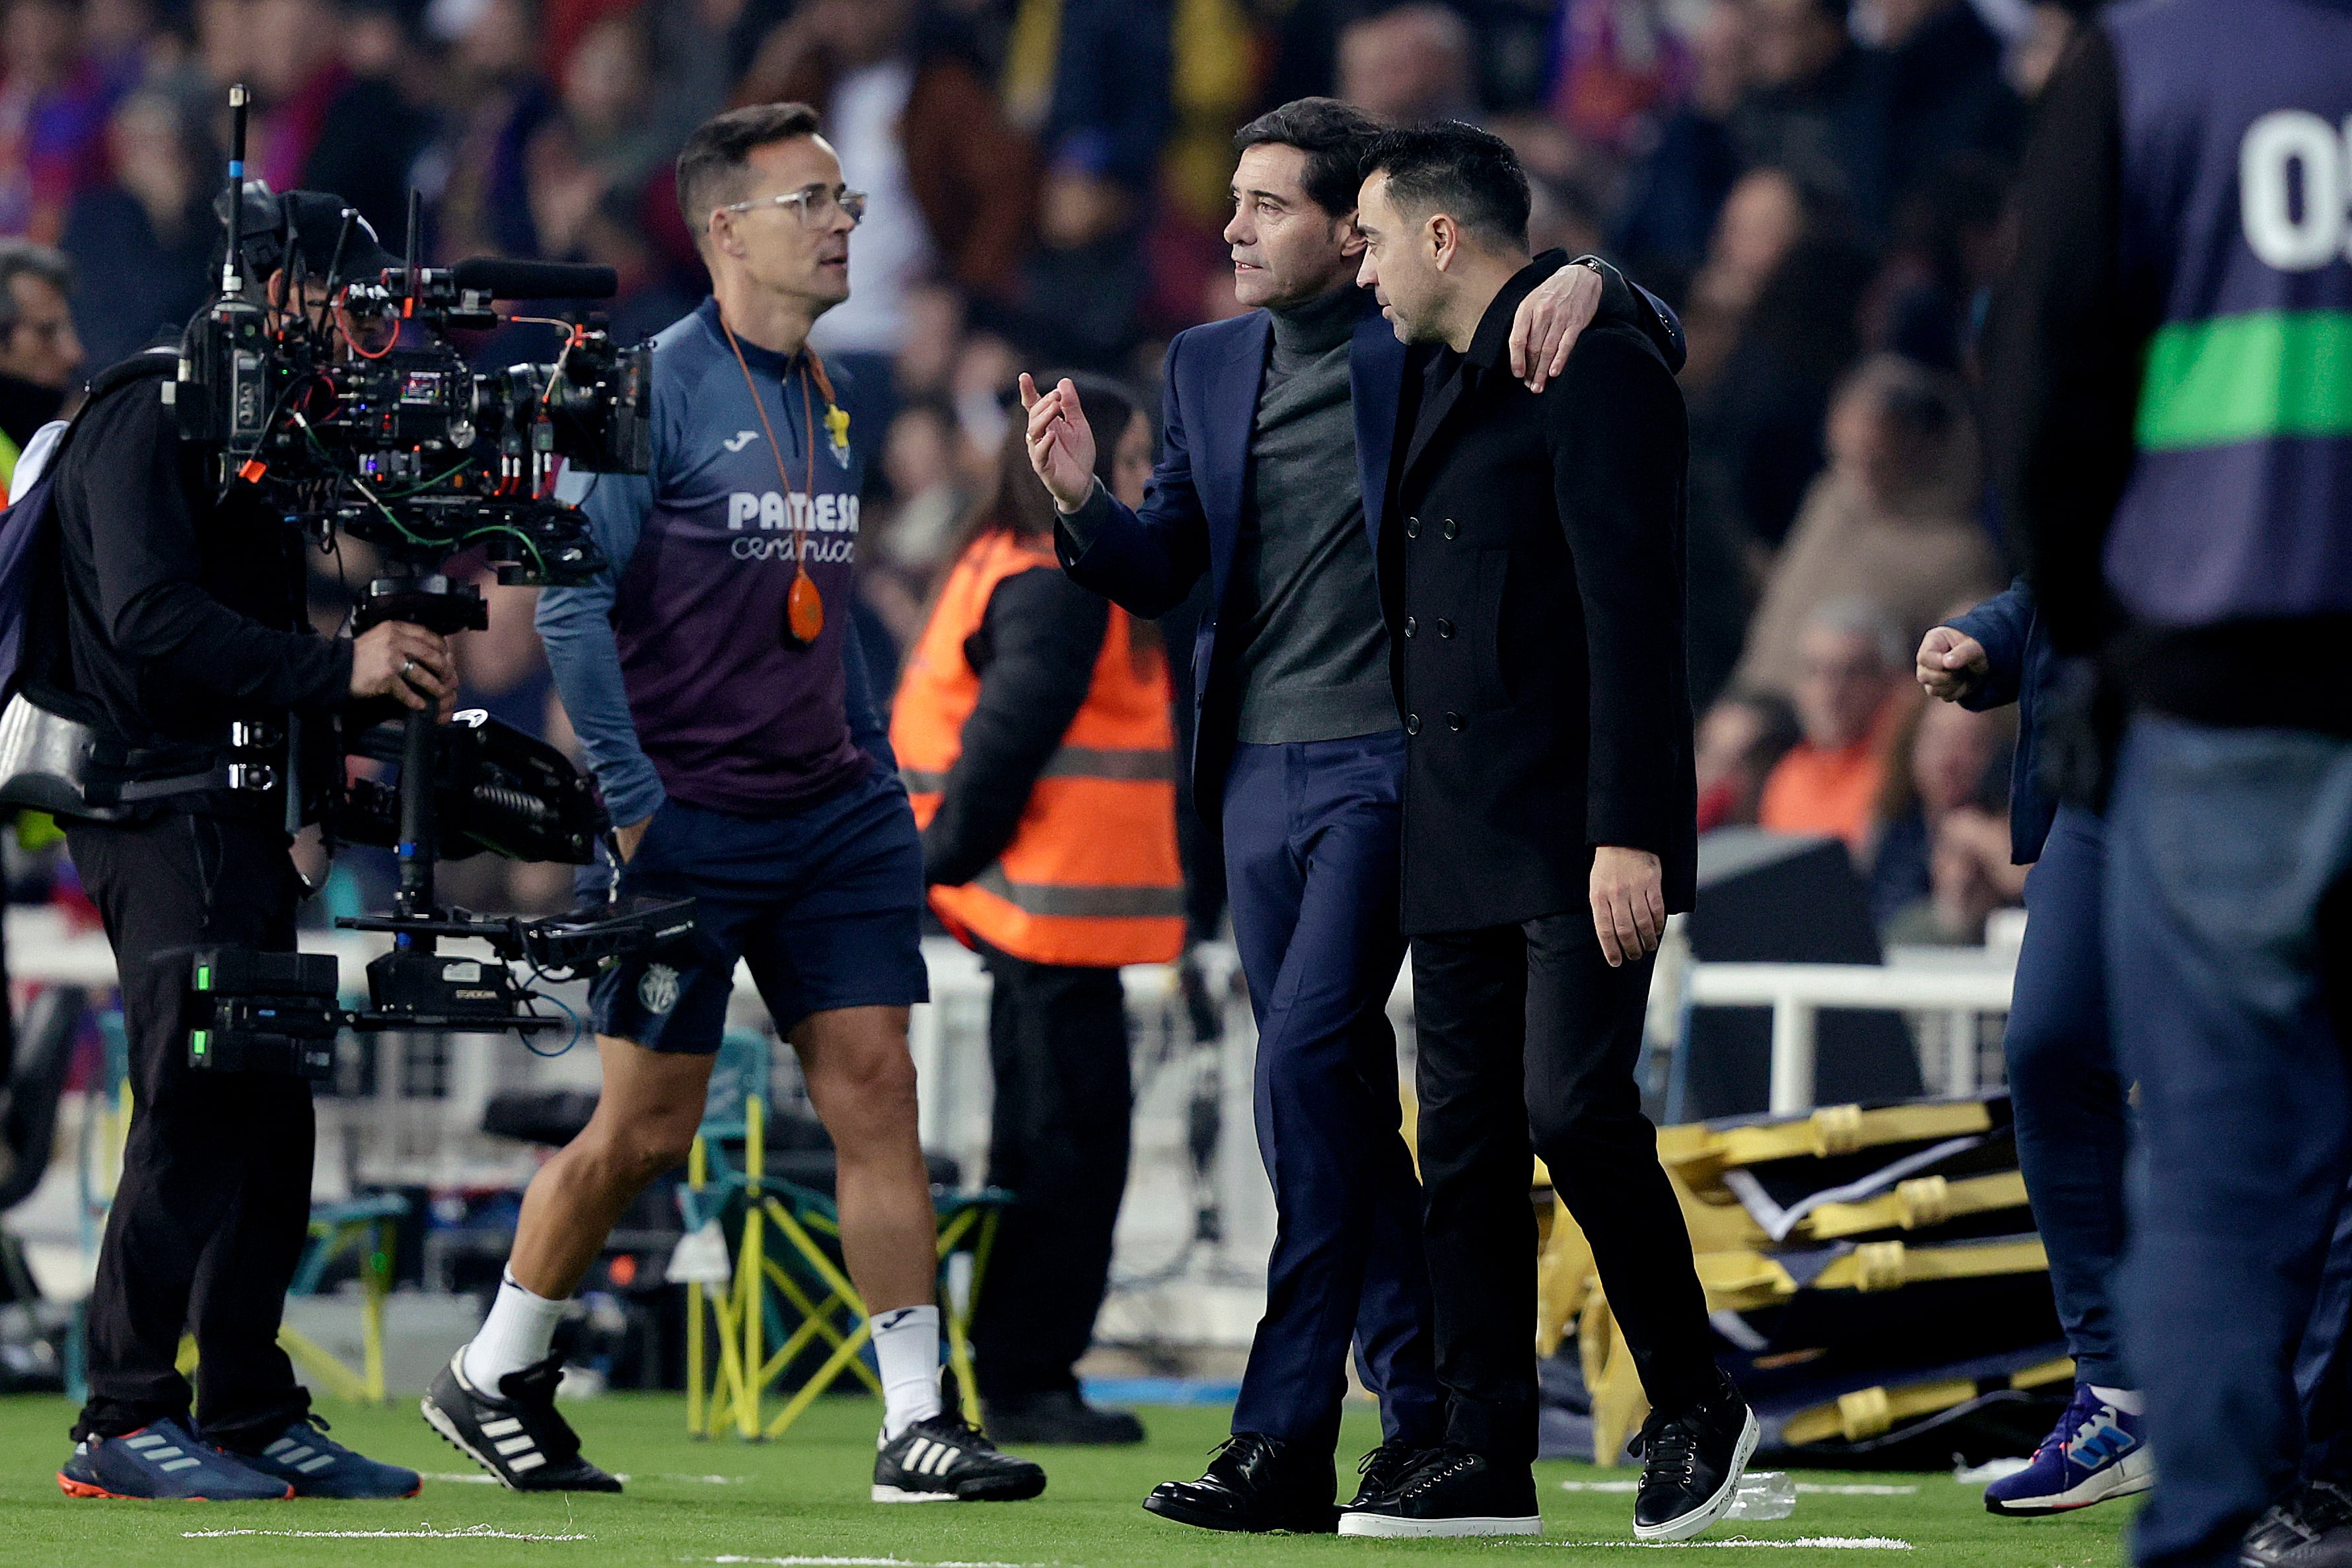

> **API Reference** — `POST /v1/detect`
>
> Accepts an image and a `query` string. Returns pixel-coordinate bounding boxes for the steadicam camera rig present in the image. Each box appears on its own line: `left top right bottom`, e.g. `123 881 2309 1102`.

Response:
174 85 693 1078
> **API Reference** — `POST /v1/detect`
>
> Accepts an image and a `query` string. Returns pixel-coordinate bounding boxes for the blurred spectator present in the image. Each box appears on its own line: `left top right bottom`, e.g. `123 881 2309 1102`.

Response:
754 0 1038 434
1733 354 1998 695
431 0 559 263
863 398 971 649
1609 0 1747 306
1336 4 1477 125
250 0 430 248
1867 154 2006 369
1018 0 1172 368
0 238 78 498
0 0 110 242
1728 0 1885 223
1550 0 1688 152
60 88 213 367
1869 693 2020 938
1687 171 1878 554
1678 163 1806 389
82 0 162 98
2005 0 2085 102
1863 0 2019 204
1757 598 1908 855
1695 687 1801 832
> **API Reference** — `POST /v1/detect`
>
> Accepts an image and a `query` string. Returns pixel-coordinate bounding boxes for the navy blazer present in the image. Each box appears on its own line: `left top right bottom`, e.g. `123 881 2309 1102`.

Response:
1945 576 2066 864
1059 265 1682 819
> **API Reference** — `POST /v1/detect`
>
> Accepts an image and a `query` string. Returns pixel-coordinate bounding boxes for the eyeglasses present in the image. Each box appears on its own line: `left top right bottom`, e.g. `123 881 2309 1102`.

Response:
717 184 868 228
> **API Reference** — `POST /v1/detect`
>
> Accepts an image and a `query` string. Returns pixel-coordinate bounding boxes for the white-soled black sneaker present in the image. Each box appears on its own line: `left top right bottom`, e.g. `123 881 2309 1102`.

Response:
1631 1374 1759 1542
874 1409 1046 1503
419 1347 622 1493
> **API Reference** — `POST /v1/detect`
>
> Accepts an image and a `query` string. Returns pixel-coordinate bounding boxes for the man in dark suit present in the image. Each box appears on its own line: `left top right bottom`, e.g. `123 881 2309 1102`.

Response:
1019 98 1669 1532
1341 123 1754 1543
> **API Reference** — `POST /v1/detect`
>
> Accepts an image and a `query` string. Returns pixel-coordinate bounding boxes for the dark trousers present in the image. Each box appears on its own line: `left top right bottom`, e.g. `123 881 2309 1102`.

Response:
66 812 314 1448
1412 913 1715 1464
2106 716 2352 1568
1222 732 1443 1453
968 942 1133 1402
2007 802 2131 1388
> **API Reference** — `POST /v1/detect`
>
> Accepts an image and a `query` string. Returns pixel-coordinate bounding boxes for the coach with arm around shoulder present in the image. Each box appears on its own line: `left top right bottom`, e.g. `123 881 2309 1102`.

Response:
1022 97 1685 1535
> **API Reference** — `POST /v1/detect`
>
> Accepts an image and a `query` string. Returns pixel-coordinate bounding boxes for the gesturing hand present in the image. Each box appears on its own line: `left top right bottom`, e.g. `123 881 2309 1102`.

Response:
350 620 456 717
1915 626 1989 703
1509 260 1603 392
1018 373 1098 513
1590 844 1665 968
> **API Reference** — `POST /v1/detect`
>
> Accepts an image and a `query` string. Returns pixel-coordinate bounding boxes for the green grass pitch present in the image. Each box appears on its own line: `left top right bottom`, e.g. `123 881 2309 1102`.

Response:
0 1394 2132 1567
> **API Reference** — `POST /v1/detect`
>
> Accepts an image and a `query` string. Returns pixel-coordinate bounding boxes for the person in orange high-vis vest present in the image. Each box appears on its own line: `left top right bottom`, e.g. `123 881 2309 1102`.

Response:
891 377 1181 1446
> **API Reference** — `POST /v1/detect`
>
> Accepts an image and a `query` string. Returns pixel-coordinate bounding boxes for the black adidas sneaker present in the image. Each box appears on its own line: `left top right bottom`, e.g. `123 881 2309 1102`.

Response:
419 1348 622 1493
874 1408 1046 1503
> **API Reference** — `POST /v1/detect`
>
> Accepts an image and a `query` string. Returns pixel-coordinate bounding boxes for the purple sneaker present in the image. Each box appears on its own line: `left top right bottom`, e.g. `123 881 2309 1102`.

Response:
1985 1384 2153 1516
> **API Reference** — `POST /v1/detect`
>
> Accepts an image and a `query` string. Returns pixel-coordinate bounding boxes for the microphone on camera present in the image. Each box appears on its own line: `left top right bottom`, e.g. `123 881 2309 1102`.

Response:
449 258 620 301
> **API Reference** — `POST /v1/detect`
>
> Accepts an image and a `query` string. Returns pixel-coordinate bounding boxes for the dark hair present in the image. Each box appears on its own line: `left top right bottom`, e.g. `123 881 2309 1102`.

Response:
1232 96 1386 220
676 102 824 238
0 240 73 332
1362 121 1530 251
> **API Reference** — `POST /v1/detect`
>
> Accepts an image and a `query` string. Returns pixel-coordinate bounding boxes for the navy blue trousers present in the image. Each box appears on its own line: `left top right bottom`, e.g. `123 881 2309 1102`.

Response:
1221 732 1444 1454
2107 716 2352 1568
2007 803 2132 1388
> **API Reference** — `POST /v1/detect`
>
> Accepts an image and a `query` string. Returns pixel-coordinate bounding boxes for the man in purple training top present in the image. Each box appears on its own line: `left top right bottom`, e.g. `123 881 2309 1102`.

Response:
419 102 1044 1506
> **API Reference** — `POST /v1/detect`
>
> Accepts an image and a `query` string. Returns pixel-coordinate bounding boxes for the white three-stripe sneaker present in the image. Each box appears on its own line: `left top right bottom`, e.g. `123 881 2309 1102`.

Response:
874 1409 1047 1503
420 1347 622 1493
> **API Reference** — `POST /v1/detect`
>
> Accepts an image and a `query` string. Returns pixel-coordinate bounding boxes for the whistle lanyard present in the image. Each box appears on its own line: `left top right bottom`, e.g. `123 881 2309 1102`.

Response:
719 314 842 646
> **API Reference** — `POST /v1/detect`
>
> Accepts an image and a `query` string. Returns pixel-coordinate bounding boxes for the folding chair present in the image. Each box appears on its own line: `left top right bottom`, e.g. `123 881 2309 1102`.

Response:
678 1029 1012 1440
279 1193 410 1402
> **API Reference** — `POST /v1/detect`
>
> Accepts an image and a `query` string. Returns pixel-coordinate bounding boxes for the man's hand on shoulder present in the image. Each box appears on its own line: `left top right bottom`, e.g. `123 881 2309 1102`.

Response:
1509 260 1604 393
1590 845 1665 968
351 620 457 719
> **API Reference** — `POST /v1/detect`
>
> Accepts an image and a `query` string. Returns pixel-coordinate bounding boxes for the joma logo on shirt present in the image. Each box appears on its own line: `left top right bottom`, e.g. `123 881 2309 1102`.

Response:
726 491 862 533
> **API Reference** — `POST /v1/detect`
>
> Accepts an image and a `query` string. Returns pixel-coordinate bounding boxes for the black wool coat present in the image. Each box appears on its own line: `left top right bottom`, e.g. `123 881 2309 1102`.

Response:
1380 256 1698 936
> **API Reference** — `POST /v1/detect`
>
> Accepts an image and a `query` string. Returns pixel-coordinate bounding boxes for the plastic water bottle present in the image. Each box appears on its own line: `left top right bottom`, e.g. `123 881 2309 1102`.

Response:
1723 1472 1797 1521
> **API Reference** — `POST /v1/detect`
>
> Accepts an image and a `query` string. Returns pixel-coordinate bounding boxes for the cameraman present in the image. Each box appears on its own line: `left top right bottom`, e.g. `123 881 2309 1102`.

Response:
46 195 440 1503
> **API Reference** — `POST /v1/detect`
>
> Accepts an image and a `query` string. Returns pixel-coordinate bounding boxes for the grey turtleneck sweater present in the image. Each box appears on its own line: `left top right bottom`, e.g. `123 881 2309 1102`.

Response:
1228 286 1398 744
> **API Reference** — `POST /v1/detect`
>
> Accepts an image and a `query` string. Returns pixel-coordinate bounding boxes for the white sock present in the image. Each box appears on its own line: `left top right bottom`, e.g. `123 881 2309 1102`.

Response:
2089 1384 2145 1416
463 1270 569 1392
871 1304 943 1439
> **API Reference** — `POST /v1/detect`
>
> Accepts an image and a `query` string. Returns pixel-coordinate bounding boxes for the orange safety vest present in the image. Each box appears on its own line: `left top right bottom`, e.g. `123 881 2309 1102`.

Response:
891 530 1186 968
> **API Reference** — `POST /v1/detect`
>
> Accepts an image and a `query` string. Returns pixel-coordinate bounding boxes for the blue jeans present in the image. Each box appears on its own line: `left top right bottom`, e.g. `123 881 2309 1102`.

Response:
2007 803 2131 1388
2106 715 2352 1568
1221 731 1444 1454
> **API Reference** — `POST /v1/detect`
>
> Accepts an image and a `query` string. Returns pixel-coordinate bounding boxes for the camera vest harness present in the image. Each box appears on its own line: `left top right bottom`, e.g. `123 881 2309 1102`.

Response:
892 530 1185 968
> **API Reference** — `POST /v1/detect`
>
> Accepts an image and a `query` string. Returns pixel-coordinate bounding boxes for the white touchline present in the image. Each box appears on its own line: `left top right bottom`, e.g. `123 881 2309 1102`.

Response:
1558 1481 1917 1497
185 1524 591 1542
1577 1538 1914 1551
702 1557 1061 1567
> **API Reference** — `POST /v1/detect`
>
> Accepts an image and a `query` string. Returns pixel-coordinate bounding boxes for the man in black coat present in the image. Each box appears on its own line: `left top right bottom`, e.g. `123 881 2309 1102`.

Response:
1339 123 1754 1544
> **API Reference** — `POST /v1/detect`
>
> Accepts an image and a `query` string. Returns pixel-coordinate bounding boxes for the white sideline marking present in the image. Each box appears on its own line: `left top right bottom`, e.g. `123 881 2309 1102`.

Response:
704 1557 1057 1567
1560 1481 1918 1496
186 1524 590 1541
1581 1538 1913 1551
423 1470 746 1487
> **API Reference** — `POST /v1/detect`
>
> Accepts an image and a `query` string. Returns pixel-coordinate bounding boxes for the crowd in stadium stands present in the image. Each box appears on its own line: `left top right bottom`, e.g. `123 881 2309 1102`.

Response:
0 0 2090 943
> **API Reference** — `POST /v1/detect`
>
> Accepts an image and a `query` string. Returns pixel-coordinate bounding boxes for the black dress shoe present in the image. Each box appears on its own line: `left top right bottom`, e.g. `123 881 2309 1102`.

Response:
1336 1444 1540 1538
1631 1372 1759 1542
2244 1479 2352 1567
1142 1433 1337 1533
983 1390 1145 1446
1344 1439 1429 1511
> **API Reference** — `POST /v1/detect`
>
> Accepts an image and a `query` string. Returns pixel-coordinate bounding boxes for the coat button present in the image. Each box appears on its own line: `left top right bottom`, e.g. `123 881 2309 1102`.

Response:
1446 712 1464 731
1404 516 1421 539
1403 614 1417 639
1443 518 1459 540
1437 618 1454 638
1405 713 1421 736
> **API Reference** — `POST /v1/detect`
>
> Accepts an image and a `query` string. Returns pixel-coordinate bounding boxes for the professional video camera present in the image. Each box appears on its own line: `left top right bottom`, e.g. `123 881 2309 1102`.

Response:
159 85 695 1077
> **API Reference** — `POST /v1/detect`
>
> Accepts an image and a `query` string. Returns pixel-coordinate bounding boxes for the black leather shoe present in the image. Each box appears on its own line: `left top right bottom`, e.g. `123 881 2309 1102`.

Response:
1336 1444 1540 1537
983 1390 1145 1446
2243 1479 2352 1567
1631 1373 1758 1542
1142 1433 1337 1533
1344 1439 1429 1512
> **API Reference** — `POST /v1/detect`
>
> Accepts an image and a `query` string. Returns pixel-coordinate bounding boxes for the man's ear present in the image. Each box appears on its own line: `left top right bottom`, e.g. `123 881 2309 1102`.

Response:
1338 213 1367 259
1429 214 1458 273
